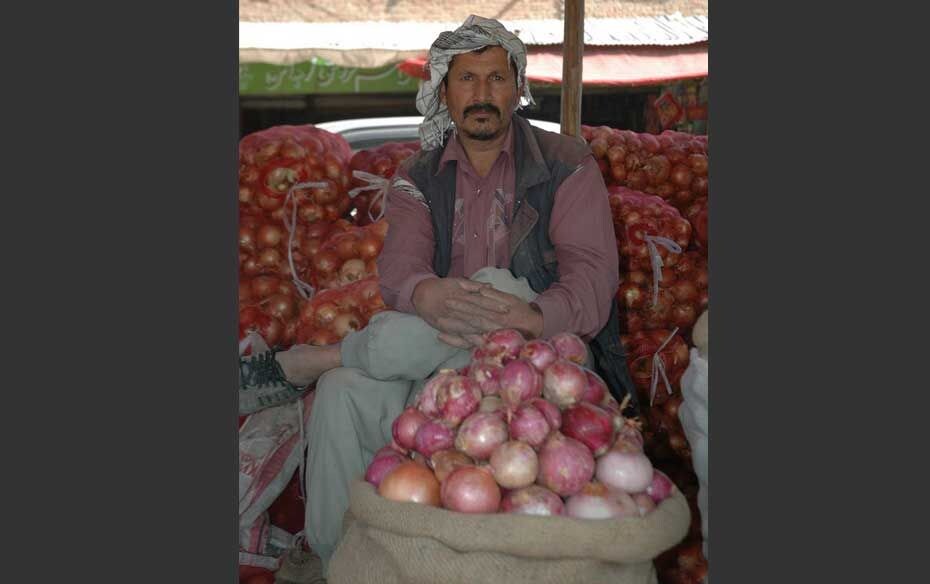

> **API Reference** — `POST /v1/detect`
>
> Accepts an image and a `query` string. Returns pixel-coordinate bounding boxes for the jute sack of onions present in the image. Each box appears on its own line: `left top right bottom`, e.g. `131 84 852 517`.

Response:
329 478 688 584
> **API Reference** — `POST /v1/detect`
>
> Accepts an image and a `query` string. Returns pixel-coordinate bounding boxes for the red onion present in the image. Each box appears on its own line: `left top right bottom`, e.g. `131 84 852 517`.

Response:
519 339 559 372
416 369 456 417
529 397 562 430
391 407 429 451
596 447 654 494
508 403 552 449
454 411 509 460
440 466 501 514
549 332 588 365
542 359 588 409
564 482 639 520
537 432 595 497
413 420 455 458
373 444 405 461
468 360 502 396
429 449 474 483
499 485 564 516
498 358 543 407
632 492 657 516
582 370 609 405
561 402 616 457
436 375 481 426
473 328 525 365
645 469 676 504
478 395 505 414
489 440 538 489
364 450 406 487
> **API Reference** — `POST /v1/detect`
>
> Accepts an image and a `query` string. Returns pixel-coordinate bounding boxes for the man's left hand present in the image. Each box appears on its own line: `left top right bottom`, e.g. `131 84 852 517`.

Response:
444 287 544 339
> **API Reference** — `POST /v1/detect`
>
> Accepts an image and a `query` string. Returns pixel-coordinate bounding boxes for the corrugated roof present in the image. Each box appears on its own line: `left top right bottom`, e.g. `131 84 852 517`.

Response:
240 0 708 23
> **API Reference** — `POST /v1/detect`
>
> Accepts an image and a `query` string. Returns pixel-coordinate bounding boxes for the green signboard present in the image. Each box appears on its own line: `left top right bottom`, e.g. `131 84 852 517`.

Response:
239 59 419 96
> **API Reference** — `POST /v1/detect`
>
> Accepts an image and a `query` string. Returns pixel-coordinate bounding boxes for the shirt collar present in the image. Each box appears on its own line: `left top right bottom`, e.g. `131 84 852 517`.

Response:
435 121 515 177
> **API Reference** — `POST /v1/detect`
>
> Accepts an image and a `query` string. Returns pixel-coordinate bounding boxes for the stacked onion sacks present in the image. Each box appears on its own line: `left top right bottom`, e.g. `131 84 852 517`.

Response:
366 329 681 519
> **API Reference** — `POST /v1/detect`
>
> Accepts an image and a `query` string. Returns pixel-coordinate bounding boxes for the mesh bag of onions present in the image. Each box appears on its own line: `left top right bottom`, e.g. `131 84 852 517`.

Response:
347 141 420 226
328 330 690 584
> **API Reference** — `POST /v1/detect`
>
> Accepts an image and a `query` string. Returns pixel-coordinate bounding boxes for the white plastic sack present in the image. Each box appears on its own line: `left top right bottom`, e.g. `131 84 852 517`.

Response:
678 346 708 563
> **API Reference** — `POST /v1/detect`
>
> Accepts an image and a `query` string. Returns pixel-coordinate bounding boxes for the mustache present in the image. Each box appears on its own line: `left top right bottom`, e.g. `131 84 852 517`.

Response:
463 103 501 117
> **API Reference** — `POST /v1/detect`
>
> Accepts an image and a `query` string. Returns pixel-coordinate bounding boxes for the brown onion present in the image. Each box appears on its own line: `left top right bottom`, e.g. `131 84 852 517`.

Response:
377 461 441 506
429 449 474 483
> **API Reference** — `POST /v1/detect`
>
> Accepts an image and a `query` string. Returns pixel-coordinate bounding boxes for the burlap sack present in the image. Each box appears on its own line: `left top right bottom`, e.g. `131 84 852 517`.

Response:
328 479 690 584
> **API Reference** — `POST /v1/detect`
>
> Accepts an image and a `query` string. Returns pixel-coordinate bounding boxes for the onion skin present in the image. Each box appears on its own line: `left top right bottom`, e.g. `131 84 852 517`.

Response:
454 411 509 460
436 375 481 426
542 359 588 409
377 461 441 507
416 369 456 418
440 466 502 514
429 449 475 483
596 448 654 494
519 339 559 372
499 485 564 516
537 432 595 497
489 440 539 489
391 407 429 451
478 395 505 414
508 403 552 449
561 402 616 457
413 420 455 458
474 329 526 365
469 361 502 396
498 358 543 407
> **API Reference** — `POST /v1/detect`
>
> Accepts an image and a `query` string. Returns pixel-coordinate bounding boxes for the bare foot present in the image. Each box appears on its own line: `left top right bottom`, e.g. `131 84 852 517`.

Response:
275 343 343 386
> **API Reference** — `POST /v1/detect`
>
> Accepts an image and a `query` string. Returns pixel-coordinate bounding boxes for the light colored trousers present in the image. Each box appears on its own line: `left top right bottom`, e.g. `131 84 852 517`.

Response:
304 268 537 574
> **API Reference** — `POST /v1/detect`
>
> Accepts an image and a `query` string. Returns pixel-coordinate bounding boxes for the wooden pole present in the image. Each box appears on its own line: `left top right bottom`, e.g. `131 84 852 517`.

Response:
560 0 584 137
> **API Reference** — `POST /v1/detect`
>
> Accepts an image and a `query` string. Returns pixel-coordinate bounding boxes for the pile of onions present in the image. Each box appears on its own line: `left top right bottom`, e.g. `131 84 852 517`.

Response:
363 327 678 520
581 125 708 216
308 219 388 291
294 275 388 346
238 275 302 348
346 141 420 225
621 329 690 407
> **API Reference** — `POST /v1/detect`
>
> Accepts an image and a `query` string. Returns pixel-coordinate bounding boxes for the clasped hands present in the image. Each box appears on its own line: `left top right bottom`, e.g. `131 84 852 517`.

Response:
412 277 543 349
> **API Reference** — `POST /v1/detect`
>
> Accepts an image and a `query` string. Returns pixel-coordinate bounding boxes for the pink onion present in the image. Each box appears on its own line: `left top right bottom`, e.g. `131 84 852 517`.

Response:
469 360 502 396
632 492 657 516
508 403 552 449
364 450 406 487
391 407 429 451
536 432 595 497
473 328 525 366
581 370 609 405
542 359 588 409
436 375 481 426
499 485 564 516
519 339 559 372
440 466 501 514
549 332 588 365
498 358 543 407
416 369 457 417
454 411 509 460
561 402 616 457
373 444 405 460
478 395 505 414
564 482 639 520
645 469 676 504
429 449 474 483
529 398 562 430
413 420 455 458
595 447 654 494
489 440 539 489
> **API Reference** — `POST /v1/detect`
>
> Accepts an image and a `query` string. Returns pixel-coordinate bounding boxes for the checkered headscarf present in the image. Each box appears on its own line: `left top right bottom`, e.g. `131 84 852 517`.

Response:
416 15 535 150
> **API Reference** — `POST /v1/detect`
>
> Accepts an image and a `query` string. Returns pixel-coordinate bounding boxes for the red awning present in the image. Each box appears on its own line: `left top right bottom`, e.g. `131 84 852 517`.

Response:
397 43 708 87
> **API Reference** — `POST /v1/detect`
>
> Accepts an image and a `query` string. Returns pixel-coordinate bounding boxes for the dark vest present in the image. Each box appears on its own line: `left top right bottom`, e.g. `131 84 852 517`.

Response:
403 114 639 414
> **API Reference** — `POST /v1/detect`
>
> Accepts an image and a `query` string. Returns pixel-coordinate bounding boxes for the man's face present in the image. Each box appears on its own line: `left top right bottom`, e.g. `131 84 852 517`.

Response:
441 46 519 142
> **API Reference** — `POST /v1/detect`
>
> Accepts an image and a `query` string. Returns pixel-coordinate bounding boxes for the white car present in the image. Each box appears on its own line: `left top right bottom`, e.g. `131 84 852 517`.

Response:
316 115 562 152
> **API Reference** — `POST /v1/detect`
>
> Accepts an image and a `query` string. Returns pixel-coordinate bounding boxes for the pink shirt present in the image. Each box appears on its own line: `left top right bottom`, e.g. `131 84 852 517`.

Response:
377 125 619 341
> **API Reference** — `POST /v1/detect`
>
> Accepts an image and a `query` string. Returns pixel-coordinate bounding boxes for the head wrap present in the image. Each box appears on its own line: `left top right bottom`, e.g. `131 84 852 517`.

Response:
415 15 535 150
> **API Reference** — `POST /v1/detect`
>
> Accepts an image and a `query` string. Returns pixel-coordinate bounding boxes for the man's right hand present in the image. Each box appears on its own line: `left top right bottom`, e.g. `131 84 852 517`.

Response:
412 277 509 337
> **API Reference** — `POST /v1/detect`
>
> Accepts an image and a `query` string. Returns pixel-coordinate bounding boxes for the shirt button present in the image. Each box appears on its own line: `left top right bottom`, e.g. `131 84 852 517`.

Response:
473 232 478 239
